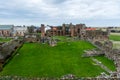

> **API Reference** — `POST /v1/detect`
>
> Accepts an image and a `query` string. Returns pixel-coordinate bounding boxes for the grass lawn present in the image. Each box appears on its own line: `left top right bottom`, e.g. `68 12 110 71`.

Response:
0 41 108 77
53 36 70 41
94 56 116 71
109 33 120 49
0 38 12 42
109 34 120 41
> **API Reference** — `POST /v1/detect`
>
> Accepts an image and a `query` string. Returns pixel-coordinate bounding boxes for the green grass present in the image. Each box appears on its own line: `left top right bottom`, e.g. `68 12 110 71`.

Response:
53 36 69 41
0 41 107 77
0 38 12 42
109 34 120 49
109 35 120 41
94 56 116 71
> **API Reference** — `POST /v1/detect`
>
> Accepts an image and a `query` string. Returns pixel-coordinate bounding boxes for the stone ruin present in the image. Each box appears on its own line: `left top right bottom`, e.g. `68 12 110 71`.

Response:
46 23 86 38
85 39 120 78
24 33 40 43
83 49 104 57
24 23 110 47
48 39 57 47
24 33 57 46
46 23 110 42
0 39 23 71
110 49 120 78
96 72 120 79
24 24 58 46
60 74 77 80
86 30 109 42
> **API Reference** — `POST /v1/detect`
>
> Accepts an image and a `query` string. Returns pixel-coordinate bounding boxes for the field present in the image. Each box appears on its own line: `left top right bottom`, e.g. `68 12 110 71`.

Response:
0 41 109 77
110 33 120 41
110 33 120 49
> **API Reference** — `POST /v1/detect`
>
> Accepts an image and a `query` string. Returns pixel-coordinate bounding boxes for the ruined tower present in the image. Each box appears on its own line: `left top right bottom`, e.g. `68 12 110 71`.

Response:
41 24 45 37
70 23 74 37
62 24 65 36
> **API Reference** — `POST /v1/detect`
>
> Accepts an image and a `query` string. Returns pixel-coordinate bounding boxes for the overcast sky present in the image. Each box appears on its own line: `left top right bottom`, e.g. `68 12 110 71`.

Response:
0 0 120 26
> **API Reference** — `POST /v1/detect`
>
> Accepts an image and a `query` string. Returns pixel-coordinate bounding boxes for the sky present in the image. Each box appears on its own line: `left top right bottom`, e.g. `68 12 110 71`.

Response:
0 0 120 27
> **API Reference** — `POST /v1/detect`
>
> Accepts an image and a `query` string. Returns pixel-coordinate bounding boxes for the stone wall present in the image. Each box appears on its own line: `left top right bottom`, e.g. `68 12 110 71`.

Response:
46 23 86 38
88 39 120 78
24 33 40 43
0 39 23 71
86 30 109 42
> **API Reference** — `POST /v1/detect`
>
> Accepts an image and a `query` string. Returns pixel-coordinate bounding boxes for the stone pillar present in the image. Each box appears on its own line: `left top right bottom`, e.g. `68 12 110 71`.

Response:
41 24 45 37
107 28 110 36
70 23 74 37
51 27 54 36
60 30 62 36
74 25 78 36
62 24 65 36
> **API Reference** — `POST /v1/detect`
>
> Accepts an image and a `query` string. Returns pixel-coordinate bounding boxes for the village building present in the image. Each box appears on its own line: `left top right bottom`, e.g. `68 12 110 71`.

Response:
0 25 14 37
13 26 28 37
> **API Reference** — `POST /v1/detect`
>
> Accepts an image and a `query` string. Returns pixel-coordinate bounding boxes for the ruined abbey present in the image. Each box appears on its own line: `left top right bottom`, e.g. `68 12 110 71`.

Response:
0 23 120 79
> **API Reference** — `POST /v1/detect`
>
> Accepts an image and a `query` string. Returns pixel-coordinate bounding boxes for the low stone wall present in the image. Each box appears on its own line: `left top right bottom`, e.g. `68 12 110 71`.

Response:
0 39 23 71
87 39 120 78
0 76 119 80
83 49 104 57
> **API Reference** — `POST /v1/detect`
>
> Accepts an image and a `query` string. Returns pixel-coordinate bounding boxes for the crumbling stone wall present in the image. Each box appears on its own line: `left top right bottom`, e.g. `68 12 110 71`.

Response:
86 30 109 42
24 33 40 43
47 23 86 38
46 23 109 41
40 24 45 37
89 39 120 77
0 39 23 71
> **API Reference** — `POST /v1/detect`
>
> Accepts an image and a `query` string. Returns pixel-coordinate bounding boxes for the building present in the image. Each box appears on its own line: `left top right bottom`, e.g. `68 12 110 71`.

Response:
13 26 28 37
0 25 14 37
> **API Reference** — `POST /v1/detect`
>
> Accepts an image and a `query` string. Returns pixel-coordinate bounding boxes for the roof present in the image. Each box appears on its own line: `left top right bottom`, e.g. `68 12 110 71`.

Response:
52 27 57 30
0 25 13 30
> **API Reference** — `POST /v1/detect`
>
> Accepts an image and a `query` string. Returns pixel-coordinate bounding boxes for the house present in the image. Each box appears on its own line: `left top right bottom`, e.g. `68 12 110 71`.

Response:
0 25 14 37
13 26 28 37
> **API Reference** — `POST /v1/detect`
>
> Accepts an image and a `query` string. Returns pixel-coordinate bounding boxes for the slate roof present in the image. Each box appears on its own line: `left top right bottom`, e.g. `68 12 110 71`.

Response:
0 25 13 30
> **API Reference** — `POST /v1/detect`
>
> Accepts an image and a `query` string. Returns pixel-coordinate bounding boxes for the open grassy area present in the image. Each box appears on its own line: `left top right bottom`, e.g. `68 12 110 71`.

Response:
0 38 12 42
109 33 120 49
53 36 70 41
0 41 108 77
94 56 116 71
110 33 120 41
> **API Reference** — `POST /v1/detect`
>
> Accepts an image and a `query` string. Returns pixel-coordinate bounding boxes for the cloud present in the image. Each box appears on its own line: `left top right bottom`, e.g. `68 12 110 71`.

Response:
14 0 120 19
0 0 120 26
